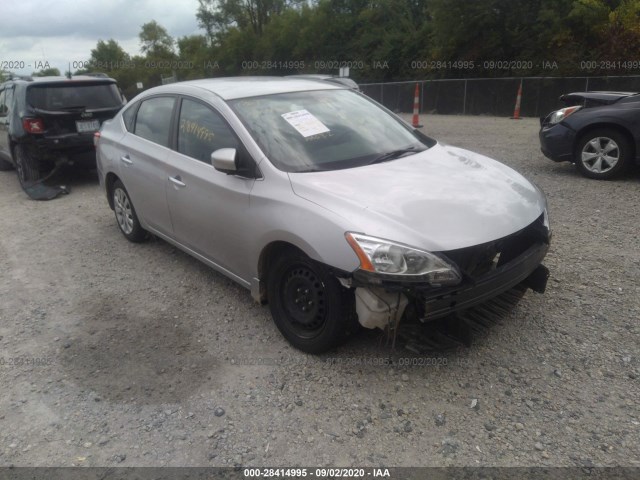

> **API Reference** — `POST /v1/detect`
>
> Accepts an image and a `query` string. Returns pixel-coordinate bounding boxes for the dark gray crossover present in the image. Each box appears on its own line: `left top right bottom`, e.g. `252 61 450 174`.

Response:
540 91 640 179
0 75 125 197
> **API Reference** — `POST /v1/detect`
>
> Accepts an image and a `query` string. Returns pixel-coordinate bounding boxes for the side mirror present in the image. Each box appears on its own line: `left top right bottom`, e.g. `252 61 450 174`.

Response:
212 148 237 174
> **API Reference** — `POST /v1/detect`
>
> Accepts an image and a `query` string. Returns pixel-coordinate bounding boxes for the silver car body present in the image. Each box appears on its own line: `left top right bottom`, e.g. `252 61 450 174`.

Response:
97 77 547 311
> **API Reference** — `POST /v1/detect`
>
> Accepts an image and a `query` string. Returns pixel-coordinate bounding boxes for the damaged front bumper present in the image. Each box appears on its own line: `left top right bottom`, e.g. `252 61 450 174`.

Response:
349 221 550 330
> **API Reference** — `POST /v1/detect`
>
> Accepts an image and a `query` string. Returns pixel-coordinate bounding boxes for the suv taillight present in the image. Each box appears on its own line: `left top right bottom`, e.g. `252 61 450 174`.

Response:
22 118 45 133
93 131 101 147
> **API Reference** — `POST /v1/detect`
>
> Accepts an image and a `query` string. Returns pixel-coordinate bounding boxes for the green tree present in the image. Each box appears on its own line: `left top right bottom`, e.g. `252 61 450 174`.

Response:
139 20 175 57
89 39 131 72
198 0 297 39
32 67 61 77
177 35 214 79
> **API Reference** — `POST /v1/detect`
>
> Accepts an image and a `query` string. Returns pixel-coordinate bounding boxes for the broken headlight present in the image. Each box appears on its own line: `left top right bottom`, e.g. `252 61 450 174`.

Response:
345 233 461 286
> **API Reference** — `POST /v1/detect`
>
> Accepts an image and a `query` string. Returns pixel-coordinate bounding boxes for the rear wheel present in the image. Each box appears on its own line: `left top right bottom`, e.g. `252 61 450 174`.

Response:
112 179 147 243
267 252 357 353
575 129 632 179
14 144 43 186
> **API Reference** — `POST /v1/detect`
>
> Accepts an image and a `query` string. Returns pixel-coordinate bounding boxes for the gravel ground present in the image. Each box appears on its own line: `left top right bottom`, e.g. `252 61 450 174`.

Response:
0 115 638 468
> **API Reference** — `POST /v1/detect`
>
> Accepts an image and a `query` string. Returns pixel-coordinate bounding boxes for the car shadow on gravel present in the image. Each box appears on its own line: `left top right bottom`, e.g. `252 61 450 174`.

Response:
57 291 220 406
543 161 640 183
44 165 100 189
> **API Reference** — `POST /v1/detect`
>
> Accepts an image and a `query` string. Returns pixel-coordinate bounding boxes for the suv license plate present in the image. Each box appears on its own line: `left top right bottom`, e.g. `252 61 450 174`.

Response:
76 119 100 133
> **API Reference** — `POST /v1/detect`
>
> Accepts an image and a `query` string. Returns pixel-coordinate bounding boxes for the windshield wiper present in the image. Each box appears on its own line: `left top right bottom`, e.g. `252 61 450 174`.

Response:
59 105 87 110
369 147 422 165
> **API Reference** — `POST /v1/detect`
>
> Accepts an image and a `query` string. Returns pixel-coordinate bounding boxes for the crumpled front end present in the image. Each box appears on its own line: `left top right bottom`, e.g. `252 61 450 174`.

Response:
350 212 550 331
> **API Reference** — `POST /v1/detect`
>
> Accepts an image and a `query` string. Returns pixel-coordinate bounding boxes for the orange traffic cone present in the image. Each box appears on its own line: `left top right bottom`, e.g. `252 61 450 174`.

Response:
511 80 522 119
412 83 423 128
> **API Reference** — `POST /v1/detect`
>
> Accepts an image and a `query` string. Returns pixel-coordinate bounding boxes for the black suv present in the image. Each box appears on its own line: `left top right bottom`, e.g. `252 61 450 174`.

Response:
0 75 126 195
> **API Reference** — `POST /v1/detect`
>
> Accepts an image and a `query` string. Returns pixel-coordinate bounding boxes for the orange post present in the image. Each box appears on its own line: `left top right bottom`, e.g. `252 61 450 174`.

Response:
511 80 523 119
412 83 423 128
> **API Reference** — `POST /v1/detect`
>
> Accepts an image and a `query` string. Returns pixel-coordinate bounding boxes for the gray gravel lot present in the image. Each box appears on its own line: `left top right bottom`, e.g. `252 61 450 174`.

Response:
0 115 638 468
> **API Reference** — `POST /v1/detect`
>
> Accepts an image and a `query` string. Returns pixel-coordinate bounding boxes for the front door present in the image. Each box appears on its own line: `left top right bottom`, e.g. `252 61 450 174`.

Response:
165 97 258 281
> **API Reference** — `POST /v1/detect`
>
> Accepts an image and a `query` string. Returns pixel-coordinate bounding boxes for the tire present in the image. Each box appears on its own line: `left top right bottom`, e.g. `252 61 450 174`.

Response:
575 129 632 180
267 251 357 353
112 179 147 243
0 156 13 171
14 144 43 186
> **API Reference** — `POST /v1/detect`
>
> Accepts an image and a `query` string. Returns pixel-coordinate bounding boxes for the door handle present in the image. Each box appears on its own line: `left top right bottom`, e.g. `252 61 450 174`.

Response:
169 175 186 188
120 155 133 165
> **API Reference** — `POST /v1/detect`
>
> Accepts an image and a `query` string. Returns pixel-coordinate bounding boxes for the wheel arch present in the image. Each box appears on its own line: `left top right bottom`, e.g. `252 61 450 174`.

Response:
105 172 120 210
255 241 308 304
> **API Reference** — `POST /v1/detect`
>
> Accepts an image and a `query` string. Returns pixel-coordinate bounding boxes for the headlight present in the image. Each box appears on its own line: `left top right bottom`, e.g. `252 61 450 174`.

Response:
345 233 461 286
547 106 581 125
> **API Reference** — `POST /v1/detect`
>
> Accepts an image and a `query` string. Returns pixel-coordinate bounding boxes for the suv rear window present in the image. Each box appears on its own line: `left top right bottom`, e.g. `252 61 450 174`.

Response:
27 83 122 111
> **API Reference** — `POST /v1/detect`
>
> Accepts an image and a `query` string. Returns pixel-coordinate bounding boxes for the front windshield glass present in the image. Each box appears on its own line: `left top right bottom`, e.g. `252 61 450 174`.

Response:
230 89 431 172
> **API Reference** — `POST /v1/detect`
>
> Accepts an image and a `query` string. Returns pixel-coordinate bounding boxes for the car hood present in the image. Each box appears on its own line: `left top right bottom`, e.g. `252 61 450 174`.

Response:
560 91 637 106
288 144 546 252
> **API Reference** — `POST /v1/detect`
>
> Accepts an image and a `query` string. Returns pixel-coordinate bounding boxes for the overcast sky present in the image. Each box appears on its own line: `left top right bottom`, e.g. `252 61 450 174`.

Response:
0 0 201 76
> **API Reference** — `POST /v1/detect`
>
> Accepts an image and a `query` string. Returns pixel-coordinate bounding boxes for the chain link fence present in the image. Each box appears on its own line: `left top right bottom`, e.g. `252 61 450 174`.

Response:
360 76 640 118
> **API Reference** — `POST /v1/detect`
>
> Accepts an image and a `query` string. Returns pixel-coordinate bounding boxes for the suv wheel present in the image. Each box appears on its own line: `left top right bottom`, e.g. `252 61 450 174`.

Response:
575 129 632 179
14 144 43 186
267 251 357 353
112 179 147 243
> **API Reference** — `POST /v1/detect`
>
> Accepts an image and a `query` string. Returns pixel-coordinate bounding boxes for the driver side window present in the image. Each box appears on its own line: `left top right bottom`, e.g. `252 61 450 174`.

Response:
177 98 239 164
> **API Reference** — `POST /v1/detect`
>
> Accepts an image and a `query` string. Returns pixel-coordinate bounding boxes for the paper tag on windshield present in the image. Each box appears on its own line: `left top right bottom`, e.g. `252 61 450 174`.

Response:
281 109 330 138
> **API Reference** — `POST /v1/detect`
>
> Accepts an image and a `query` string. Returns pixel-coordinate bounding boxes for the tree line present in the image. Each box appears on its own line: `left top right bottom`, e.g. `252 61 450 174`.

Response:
12 0 640 96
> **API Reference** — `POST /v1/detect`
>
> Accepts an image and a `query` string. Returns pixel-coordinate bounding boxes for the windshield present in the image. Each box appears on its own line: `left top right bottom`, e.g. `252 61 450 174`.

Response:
27 83 123 111
230 89 431 172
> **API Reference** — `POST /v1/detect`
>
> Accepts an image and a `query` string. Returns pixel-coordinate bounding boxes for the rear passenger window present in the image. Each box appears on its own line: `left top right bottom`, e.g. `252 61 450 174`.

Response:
0 90 6 116
134 97 175 148
177 98 238 163
122 103 138 132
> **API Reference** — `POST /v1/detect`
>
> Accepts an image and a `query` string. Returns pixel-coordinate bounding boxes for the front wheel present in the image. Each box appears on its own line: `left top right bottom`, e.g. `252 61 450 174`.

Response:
575 129 632 179
112 179 147 243
267 252 357 353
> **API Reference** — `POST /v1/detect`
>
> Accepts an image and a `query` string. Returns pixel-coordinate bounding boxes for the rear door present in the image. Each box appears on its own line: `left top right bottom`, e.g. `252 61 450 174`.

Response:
116 96 177 236
165 96 258 279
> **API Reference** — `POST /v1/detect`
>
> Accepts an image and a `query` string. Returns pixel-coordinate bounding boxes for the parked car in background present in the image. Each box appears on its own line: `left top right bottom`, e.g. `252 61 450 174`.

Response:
0 75 126 194
96 77 550 353
539 91 640 179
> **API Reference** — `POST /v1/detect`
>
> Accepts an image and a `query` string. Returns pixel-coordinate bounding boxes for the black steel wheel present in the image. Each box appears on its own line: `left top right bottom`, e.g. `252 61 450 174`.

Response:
267 251 357 353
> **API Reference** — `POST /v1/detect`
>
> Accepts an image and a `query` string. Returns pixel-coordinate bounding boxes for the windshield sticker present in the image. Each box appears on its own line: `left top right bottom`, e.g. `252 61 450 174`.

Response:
281 109 330 138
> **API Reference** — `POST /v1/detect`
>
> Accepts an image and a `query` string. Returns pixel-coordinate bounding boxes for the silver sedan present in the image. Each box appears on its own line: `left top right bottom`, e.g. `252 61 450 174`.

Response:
96 77 550 353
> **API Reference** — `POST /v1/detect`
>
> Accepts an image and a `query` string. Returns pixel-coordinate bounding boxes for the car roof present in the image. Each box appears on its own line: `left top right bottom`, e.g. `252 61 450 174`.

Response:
30 75 117 83
163 76 344 100
4 75 116 85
